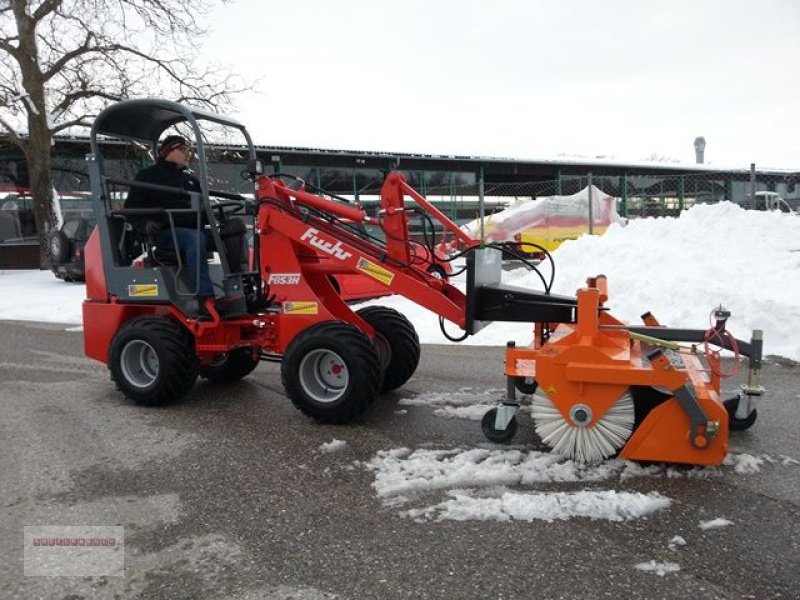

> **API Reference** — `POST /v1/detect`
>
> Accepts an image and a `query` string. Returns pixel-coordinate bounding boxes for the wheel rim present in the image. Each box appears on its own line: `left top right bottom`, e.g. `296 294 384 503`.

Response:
119 340 160 388
298 349 348 403
208 353 228 368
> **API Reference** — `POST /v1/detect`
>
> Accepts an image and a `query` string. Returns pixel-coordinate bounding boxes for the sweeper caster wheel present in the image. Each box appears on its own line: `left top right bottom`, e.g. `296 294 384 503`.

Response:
723 396 758 431
109 316 199 406
482 408 518 444
281 321 382 423
200 348 260 383
356 306 420 393
514 377 538 395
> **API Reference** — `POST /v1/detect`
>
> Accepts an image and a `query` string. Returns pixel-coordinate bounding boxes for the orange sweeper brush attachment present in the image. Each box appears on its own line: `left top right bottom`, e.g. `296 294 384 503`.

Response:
480 275 764 466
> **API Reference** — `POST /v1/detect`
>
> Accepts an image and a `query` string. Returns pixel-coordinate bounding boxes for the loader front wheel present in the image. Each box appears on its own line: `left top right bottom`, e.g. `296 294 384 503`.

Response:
109 316 199 406
356 306 420 392
281 321 381 423
201 348 260 383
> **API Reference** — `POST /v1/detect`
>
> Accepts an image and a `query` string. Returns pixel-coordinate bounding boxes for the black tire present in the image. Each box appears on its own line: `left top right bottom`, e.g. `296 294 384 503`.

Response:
426 265 447 280
108 316 199 406
514 376 538 395
723 396 758 431
281 321 381 423
49 230 69 263
356 306 420 392
481 407 518 444
200 348 260 383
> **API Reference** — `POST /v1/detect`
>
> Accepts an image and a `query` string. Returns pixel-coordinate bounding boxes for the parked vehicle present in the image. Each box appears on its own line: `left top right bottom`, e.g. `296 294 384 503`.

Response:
459 186 624 258
750 191 798 214
49 216 96 281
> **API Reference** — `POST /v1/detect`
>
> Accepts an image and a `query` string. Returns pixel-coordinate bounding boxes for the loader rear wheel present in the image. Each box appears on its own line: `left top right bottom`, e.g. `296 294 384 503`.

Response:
109 316 199 406
356 306 420 392
723 396 758 431
481 408 518 444
281 321 381 423
201 348 260 383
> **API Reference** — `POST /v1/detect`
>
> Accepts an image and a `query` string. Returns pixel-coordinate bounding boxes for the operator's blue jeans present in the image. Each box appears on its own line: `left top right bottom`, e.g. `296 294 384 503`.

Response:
156 227 214 297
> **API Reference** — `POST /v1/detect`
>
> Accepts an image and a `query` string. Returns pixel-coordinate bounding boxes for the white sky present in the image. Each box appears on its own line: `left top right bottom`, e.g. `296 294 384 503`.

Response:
202 0 800 169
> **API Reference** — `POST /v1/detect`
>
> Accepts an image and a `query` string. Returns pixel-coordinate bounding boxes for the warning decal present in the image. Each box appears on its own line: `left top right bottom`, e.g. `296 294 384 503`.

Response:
282 301 319 315
356 257 395 286
128 284 159 297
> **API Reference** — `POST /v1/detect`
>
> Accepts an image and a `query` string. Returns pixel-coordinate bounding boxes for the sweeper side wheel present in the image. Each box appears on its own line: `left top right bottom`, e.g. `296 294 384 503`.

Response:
281 321 382 423
514 377 538 395
481 408 518 444
723 396 758 431
356 306 420 393
200 348 260 383
108 316 199 406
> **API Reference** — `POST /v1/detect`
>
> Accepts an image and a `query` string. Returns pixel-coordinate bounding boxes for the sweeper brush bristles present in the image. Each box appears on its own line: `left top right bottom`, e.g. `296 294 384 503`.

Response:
531 391 635 463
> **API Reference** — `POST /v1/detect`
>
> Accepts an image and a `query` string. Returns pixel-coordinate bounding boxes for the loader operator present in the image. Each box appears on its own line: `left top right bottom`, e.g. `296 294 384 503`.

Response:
124 134 246 314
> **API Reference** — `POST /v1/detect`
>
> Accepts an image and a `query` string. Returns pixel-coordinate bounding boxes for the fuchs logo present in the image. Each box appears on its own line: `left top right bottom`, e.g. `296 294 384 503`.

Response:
300 227 352 260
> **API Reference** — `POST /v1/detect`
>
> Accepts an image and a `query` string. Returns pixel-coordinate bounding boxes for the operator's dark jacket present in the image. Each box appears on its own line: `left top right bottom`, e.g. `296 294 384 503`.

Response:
124 158 204 229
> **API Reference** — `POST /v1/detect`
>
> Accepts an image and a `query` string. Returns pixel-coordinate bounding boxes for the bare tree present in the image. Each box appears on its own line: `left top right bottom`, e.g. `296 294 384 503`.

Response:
0 0 247 266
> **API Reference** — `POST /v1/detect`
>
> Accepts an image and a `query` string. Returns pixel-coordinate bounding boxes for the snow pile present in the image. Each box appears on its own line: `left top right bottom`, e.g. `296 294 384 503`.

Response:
723 452 764 474
634 560 681 577
405 489 670 523
362 447 679 522
365 448 642 500
668 535 687 551
361 447 795 523
0 270 85 324
699 518 734 530
319 439 347 454
398 387 502 421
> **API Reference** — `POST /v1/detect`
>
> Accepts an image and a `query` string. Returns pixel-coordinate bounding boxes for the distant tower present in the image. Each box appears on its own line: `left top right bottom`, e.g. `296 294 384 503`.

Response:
694 137 706 164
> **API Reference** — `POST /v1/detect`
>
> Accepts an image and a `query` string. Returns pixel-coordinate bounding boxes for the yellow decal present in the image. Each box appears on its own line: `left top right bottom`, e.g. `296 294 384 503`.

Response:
356 257 395 286
128 284 159 297
282 301 319 315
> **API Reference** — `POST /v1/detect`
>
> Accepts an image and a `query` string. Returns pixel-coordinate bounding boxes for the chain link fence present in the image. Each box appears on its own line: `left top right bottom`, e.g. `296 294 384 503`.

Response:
402 170 800 221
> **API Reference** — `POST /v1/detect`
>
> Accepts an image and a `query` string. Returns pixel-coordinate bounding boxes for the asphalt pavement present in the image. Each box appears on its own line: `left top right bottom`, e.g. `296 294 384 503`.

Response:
0 319 798 599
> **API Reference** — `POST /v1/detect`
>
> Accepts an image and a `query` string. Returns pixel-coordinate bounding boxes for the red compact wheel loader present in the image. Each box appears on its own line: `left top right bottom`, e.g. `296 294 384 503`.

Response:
83 99 474 424
82 99 764 466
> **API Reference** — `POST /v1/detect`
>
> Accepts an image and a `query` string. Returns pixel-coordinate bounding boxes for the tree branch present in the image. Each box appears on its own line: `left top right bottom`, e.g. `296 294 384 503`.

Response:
0 113 27 154
42 31 95 81
49 115 93 134
32 0 64 23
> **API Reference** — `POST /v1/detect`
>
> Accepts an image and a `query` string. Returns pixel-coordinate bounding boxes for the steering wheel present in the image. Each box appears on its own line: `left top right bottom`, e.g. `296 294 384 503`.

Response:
211 199 250 221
